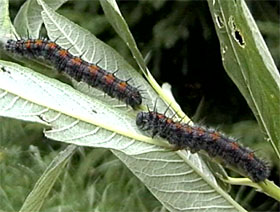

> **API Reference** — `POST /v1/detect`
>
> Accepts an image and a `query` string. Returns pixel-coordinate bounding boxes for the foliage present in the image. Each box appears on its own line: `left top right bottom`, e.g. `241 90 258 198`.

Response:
0 0 279 211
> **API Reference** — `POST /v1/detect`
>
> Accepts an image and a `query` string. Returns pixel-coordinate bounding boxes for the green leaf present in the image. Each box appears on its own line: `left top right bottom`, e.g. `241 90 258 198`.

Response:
19 145 77 212
0 0 247 210
0 0 16 46
13 0 68 38
100 0 147 75
207 0 280 158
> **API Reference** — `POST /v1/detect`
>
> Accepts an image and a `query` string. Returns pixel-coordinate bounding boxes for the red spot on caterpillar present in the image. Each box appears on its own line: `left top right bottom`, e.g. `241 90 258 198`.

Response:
58 49 69 57
166 118 173 124
210 132 220 140
157 113 165 120
25 40 32 48
230 142 239 150
71 57 82 65
35 39 43 46
47 42 57 49
175 122 182 128
89 65 99 74
248 152 254 160
197 128 205 136
184 127 192 134
104 74 115 84
117 81 128 91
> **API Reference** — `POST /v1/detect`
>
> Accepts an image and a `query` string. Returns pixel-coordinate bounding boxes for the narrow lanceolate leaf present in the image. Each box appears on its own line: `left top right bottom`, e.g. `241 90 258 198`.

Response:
0 0 16 46
13 0 68 38
19 145 77 212
100 0 147 75
207 0 280 158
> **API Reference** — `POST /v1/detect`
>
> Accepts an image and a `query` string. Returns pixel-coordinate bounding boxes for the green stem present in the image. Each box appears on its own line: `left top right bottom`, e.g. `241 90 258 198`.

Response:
221 177 280 202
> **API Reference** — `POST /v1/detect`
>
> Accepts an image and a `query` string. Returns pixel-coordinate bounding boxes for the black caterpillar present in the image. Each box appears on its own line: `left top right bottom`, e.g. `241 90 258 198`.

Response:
5 38 142 108
136 111 270 182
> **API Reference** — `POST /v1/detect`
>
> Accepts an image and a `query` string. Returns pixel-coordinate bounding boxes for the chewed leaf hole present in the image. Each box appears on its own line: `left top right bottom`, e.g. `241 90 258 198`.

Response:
215 14 224 29
233 30 245 47
228 16 245 48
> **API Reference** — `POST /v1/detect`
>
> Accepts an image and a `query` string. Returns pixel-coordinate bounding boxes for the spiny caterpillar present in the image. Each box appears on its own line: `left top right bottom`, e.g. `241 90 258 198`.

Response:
136 111 270 182
5 38 142 108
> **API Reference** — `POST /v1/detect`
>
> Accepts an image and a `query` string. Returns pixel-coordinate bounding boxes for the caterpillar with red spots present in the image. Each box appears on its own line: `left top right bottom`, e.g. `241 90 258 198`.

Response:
5 38 142 108
136 110 270 182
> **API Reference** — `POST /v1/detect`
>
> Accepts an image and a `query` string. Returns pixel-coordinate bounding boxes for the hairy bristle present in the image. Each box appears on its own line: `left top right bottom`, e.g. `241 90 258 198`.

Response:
5 38 142 108
136 111 270 182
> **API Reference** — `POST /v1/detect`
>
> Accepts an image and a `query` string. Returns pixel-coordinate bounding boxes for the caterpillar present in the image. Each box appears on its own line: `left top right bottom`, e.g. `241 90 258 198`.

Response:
136 111 270 182
5 38 142 108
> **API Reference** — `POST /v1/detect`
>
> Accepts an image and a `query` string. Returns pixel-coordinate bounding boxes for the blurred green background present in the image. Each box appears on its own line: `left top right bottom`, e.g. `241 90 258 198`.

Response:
1 0 279 211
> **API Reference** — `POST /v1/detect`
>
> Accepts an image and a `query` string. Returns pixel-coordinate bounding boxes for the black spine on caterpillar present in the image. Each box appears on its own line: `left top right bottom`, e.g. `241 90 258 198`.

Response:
5 39 142 108
136 111 270 182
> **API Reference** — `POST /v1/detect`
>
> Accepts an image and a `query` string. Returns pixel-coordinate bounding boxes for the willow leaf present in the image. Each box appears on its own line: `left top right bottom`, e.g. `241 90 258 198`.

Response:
207 0 280 158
